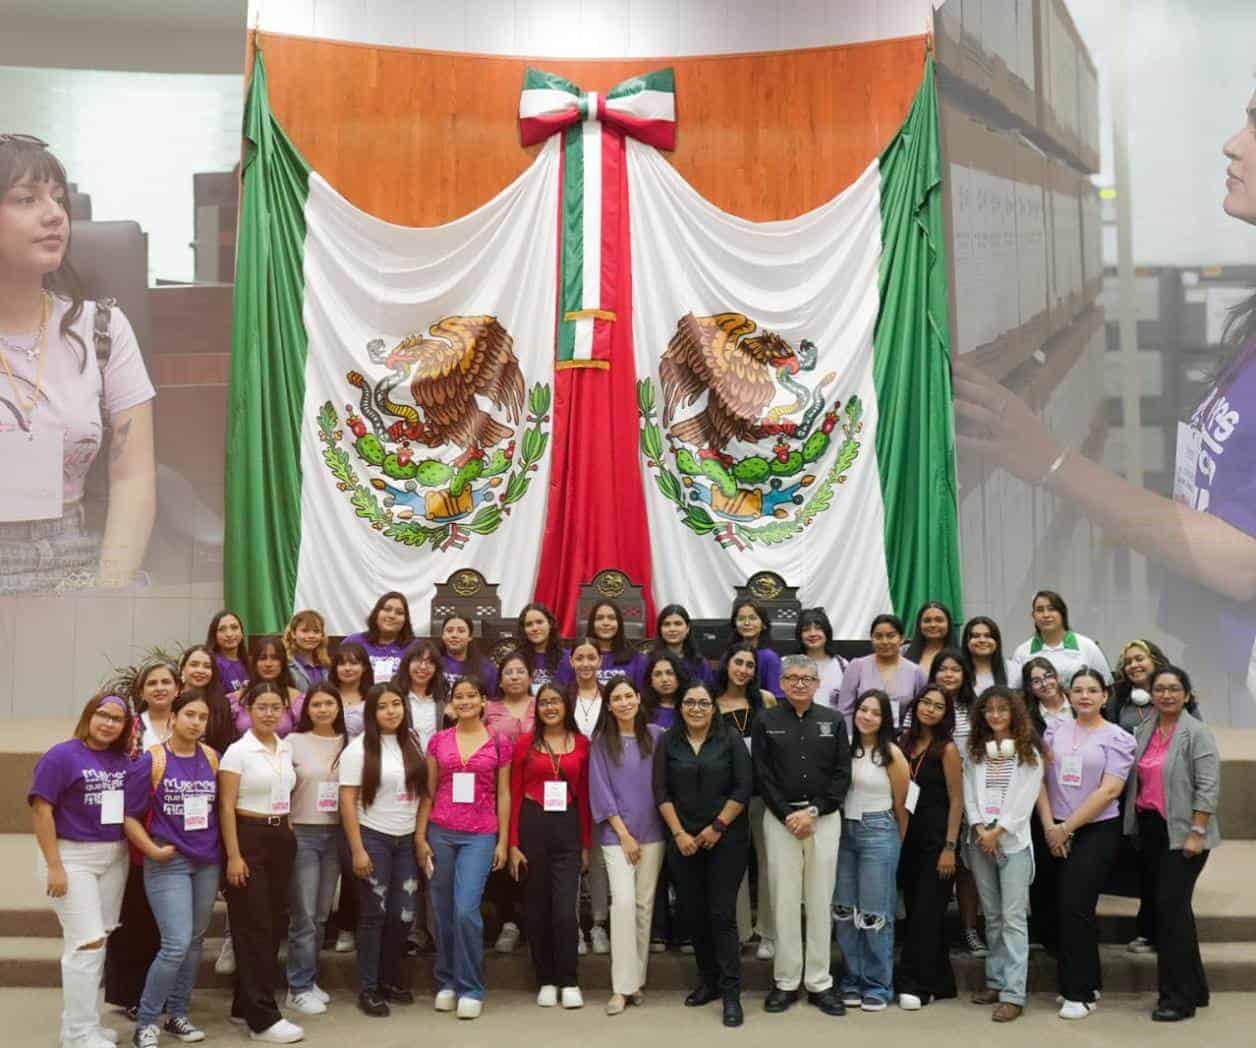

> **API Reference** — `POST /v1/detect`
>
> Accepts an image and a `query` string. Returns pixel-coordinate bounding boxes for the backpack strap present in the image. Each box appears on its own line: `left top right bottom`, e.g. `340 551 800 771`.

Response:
148 742 166 789
200 743 220 773
92 298 115 435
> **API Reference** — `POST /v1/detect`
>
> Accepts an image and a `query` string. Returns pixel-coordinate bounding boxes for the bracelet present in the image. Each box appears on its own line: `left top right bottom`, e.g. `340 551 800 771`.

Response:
943 840 957 852
712 817 728 834
1036 449 1069 487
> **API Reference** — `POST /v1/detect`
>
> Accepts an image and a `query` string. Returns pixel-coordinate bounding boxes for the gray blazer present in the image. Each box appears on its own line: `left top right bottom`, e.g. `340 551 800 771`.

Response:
1123 712 1221 851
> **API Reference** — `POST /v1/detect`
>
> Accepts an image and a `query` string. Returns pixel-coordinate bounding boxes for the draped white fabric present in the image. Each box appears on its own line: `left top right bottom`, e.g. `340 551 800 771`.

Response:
293 139 560 634
627 139 893 632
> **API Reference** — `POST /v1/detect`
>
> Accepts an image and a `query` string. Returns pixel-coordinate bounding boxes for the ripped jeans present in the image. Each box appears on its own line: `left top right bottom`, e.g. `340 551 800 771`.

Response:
355 825 420 993
834 809 901 1003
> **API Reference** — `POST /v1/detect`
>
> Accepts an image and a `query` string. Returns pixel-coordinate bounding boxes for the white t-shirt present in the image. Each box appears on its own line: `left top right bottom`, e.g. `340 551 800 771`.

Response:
1012 632 1112 686
573 694 603 738
337 733 419 836
220 730 296 814
973 659 1022 694
815 655 846 709
408 694 439 753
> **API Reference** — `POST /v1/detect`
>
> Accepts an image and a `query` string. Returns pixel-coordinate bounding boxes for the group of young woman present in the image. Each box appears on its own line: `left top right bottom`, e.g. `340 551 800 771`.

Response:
30 586 1221 1047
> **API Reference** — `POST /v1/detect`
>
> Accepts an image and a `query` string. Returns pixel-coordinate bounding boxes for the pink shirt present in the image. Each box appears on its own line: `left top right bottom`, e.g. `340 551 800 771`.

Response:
1135 722 1176 819
428 726 513 836
483 699 535 746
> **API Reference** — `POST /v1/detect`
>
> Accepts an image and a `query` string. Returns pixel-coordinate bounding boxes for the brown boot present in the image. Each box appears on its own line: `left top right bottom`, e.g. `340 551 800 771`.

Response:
971 988 1000 1005
992 1003 1023 1022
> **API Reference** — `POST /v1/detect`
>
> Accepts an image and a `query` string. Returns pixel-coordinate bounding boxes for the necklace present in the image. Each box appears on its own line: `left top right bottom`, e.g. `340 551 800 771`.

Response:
0 291 50 362
0 291 51 420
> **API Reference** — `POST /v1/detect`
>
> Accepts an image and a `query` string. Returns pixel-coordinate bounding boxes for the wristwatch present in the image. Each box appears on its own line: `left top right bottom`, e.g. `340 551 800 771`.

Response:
806 805 819 818
712 816 728 834
943 840 957 852
1188 825 1207 836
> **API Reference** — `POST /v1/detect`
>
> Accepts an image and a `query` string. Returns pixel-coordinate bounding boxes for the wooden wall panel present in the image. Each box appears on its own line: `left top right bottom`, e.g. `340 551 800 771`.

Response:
255 32 928 226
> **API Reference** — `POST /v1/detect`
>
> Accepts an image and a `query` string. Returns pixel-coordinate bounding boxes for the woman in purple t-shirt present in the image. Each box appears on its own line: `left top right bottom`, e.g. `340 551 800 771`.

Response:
1036 667 1136 1021
28 692 135 1048
516 602 574 691
123 691 222 1047
206 610 249 695
727 599 782 696
228 636 304 738
438 613 499 698
343 591 415 684
588 600 647 689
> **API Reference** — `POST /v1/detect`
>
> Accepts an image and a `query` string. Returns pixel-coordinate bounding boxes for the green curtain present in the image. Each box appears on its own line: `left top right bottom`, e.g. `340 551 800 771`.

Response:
874 55 964 622
224 51 312 633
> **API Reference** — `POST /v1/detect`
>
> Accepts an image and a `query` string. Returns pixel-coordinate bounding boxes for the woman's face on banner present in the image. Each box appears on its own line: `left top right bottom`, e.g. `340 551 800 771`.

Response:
0 175 67 278
1223 90 1256 225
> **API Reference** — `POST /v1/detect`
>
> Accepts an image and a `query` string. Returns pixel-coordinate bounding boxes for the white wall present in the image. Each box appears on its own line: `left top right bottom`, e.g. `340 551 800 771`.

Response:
248 0 937 55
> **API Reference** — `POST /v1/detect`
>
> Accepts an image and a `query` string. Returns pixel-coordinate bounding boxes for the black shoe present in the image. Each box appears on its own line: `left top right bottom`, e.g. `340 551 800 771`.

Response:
807 989 846 1016
764 988 799 1013
723 997 744 1027
685 984 721 1007
381 984 414 1005
1152 1006 1194 1022
357 990 390 1017
403 938 419 957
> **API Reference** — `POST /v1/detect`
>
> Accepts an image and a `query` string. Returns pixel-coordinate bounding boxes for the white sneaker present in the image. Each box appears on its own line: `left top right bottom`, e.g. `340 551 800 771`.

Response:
1056 991 1101 1005
434 990 457 1012
861 998 888 1012
898 993 923 1011
536 985 558 1008
333 931 355 953
577 935 589 956
495 921 520 954
285 992 326 1016
756 938 775 961
841 991 862 1007
590 925 610 955
214 935 236 975
456 997 482 1020
1058 1000 1096 1020
1127 936 1155 955
561 987 584 1009
310 985 331 1005
131 1025 159 1048
248 1020 304 1044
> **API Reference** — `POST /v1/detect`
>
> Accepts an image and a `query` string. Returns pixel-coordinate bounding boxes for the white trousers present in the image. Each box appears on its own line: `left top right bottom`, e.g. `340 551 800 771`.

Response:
37 840 128 1044
764 810 841 992
602 841 665 995
735 796 776 942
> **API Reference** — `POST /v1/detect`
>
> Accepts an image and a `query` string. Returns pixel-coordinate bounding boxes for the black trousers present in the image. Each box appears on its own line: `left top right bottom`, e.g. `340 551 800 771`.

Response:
1137 811 1210 1012
518 800 582 988
650 859 675 944
331 831 360 938
668 826 749 997
895 840 957 1002
485 868 526 936
225 819 296 1032
1053 816 1121 1004
1028 818 1059 953
104 860 160 1008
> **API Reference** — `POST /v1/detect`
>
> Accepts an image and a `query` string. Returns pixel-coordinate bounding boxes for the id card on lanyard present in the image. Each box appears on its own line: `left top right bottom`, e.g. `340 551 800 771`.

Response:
261 747 290 815
183 795 209 831
1060 724 1085 789
541 735 570 812
905 747 927 814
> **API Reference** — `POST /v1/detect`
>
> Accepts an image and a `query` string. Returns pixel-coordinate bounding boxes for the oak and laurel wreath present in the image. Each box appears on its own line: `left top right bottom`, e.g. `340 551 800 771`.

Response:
637 378 864 546
317 383 552 549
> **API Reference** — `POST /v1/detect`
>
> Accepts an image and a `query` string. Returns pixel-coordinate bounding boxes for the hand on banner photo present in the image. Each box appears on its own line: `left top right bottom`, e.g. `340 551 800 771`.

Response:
952 359 1063 484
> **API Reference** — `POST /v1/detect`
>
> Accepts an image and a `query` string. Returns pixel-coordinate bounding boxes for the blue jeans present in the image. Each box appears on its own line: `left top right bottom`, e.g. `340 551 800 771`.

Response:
964 842 1033 1006
356 826 419 993
834 810 900 1003
286 824 340 993
427 824 496 1000
139 853 220 1026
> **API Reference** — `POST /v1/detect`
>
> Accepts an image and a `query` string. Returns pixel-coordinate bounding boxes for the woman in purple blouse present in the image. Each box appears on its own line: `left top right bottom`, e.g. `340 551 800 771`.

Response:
587 600 647 689
727 599 781 696
206 609 249 694
343 591 415 684
839 614 926 730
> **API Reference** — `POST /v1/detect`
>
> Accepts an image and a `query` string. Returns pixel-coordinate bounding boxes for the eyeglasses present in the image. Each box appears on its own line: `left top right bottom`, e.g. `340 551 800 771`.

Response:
537 698 564 709
92 710 127 725
251 704 284 715
681 699 713 710
0 133 48 148
917 699 947 712
1151 684 1185 695
1028 673 1056 687
781 674 818 685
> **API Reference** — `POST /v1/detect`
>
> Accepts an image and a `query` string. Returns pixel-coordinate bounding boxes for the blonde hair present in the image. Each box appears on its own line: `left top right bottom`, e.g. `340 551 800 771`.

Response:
283 609 330 667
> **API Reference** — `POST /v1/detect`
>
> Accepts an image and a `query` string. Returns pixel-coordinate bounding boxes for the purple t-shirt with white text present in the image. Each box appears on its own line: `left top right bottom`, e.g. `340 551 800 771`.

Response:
598 650 647 690
342 633 406 683
442 653 499 698
28 740 131 843
527 649 575 691
126 747 222 866
213 654 249 694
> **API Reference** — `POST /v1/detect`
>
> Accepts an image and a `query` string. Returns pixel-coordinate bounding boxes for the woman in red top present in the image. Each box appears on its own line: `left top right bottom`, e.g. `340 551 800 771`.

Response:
508 683 592 1009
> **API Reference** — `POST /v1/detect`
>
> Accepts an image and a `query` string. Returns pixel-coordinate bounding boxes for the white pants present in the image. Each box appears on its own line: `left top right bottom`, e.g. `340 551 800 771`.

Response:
37 840 128 1044
764 809 841 992
602 841 665 995
735 796 776 942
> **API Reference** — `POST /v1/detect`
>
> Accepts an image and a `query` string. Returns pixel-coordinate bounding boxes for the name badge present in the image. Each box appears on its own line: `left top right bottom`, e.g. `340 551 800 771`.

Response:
183 794 209 831
845 796 862 822
543 780 568 812
890 699 900 726
983 801 1001 819
396 787 414 804
270 780 291 815
100 789 124 825
452 771 475 804
1174 421 1203 508
0 428 63 522
316 781 339 813
905 780 920 814
1060 753 1084 789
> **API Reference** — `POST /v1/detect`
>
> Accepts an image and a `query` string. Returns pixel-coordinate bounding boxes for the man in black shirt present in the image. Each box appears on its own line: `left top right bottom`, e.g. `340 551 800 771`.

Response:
752 654 851 1016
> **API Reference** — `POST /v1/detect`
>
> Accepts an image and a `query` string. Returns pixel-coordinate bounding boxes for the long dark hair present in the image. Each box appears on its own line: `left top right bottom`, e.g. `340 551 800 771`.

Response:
331 642 375 693
0 136 87 365
904 601 956 663
653 603 702 662
205 609 245 658
728 599 773 650
641 649 690 718
586 600 635 664
850 688 897 767
968 686 1044 766
898 685 955 760
293 681 348 738
391 639 446 705
365 591 414 647
927 647 978 714
796 607 838 658
961 616 1009 685
1212 285 1256 395
356 684 425 808
593 675 655 764
516 602 564 674
530 683 580 751
178 644 234 753
247 635 296 696
715 641 767 710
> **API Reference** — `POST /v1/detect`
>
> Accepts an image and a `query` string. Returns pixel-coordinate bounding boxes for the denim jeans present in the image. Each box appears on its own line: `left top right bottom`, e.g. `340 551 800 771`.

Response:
287 824 341 993
427 824 497 1000
138 853 220 1026
834 810 900 1003
964 842 1033 1006
356 826 419 993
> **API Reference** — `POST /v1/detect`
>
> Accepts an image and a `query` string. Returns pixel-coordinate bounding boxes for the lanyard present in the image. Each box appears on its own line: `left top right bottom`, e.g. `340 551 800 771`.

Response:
539 733 570 780
909 745 930 782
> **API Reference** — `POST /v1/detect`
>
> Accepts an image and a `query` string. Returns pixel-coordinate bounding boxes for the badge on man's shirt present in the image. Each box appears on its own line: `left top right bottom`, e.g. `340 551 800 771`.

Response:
818 722 834 737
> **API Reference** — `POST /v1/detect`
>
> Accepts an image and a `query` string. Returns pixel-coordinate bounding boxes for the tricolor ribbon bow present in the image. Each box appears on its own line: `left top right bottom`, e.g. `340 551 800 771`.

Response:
520 67 676 368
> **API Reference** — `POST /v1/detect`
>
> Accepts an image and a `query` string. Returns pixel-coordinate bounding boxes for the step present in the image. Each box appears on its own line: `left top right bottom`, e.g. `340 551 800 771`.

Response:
3 935 1256 993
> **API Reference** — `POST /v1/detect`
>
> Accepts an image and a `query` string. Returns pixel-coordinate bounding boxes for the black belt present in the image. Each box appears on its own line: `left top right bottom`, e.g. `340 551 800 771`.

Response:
237 812 289 827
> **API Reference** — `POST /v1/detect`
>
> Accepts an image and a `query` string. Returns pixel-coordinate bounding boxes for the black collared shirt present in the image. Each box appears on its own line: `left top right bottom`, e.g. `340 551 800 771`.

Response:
653 723 753 835
751 700 851 822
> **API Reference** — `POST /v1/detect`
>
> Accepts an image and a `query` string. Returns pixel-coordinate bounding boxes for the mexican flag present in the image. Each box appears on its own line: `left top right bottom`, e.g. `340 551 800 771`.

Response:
225 52 960 635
